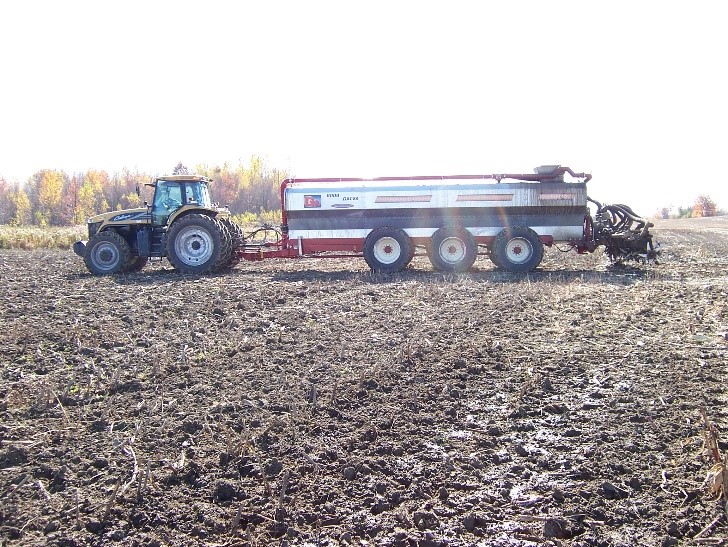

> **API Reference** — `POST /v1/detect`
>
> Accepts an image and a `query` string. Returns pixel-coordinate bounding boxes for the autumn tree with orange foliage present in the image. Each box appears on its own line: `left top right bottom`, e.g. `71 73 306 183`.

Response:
692 195 717 217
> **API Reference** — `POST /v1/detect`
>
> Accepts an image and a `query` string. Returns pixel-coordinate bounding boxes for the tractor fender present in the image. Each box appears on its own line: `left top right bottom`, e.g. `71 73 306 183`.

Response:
73 240 87 257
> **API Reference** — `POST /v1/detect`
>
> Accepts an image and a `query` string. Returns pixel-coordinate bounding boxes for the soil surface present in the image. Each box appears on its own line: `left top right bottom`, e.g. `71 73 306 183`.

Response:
2 218 728 546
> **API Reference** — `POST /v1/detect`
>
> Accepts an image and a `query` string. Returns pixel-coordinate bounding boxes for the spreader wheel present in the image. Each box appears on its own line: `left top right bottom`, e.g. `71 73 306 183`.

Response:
364 227 413 273
84 231 131 275
492 226 544 273
488 249 502 269
428 226 477 272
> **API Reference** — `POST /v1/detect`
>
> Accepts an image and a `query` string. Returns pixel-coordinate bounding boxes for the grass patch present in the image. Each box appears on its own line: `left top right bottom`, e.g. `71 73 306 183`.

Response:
0 225 86 250
231 209 282 227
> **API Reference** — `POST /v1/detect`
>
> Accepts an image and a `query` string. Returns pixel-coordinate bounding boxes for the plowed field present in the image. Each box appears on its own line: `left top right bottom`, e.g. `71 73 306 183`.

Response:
2 218 727 546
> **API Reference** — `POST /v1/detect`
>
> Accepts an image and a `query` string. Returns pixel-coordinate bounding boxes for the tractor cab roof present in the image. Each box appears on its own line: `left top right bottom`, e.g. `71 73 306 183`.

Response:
155 175 213 184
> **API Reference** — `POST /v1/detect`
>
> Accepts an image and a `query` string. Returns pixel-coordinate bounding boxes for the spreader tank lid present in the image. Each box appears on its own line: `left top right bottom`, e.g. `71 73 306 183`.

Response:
532 165 565 182
534 165 561 174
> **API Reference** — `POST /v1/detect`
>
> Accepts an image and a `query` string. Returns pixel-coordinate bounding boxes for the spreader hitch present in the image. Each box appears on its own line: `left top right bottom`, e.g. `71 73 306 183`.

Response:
588 199 659 262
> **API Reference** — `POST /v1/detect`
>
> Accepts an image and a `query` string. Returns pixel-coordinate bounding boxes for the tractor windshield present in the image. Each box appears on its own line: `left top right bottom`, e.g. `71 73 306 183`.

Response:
185 182 212 207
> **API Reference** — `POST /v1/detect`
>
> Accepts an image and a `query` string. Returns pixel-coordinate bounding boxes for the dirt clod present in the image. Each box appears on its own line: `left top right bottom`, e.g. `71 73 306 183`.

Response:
215 481 237 502
543 517 570 539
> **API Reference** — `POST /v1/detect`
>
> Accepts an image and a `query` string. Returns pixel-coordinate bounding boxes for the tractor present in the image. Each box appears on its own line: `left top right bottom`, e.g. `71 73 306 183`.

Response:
73 175 243 275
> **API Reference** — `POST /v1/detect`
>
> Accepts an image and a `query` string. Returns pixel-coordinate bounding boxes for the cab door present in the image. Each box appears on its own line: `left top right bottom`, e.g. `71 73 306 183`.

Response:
152 181 183 225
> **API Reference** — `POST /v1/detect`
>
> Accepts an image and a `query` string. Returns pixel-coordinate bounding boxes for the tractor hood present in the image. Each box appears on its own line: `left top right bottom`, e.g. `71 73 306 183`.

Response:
88 208 149 224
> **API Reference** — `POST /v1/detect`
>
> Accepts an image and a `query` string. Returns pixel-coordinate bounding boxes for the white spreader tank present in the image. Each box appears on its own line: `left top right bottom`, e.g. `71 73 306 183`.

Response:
264 165 656 273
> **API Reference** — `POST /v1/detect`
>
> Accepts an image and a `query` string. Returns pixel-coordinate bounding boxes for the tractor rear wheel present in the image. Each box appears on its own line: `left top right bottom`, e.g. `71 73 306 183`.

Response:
211 219 233 273
218 217 244 268
428 226 477 272
363 227 413 273
492 226 543 272
84 231 131 275
167 214 227 274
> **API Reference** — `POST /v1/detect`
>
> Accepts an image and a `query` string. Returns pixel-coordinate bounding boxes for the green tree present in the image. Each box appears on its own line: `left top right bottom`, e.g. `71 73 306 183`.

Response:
75 170 110 222
11 184 31 225
0 178 13 224
676 206 693 219
28 170 67 225
117 173 143 209
116 169 150 210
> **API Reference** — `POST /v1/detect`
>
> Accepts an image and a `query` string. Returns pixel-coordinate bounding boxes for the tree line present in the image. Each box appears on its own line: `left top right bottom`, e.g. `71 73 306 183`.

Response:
0 160 722 226
0 157 288 226
654 195 723 220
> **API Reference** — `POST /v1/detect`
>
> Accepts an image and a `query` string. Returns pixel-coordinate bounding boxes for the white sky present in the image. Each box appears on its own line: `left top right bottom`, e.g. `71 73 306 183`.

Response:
1 1 726 214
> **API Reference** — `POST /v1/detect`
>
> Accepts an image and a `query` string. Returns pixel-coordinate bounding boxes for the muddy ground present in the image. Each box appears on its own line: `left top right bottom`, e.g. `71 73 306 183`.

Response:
1 218 728 547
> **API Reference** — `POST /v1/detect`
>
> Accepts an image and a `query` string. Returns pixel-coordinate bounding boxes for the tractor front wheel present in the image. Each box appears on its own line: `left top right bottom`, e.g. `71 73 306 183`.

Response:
125 256 148 272
167 214 227 274
84 231 131 275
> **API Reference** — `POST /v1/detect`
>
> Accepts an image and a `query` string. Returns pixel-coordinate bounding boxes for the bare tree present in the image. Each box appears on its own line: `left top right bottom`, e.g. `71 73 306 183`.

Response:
173 162 189 175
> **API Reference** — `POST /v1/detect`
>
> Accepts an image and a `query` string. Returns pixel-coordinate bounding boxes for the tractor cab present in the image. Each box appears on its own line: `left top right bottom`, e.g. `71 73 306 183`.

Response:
150 175 214 225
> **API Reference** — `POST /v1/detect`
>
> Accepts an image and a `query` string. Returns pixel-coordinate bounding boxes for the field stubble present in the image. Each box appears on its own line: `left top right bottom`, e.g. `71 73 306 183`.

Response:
1 218 727 546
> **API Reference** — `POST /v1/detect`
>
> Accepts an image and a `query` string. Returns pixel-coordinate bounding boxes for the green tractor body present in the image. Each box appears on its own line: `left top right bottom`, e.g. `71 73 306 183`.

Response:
74 175 243 275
